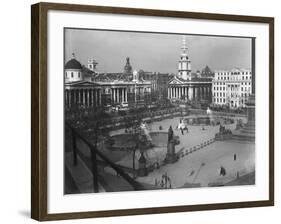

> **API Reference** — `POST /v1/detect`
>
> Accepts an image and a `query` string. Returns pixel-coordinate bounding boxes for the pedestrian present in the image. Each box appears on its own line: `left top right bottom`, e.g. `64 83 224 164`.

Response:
220 166 226 176
180 128 184 135
234 153 237 161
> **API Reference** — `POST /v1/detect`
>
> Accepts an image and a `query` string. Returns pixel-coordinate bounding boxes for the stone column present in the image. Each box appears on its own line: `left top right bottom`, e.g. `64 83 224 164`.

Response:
119 88 122 103
69 90 72 107
195 87 198 101
99 89 102 105
86 89 90 107
117 88 120 103
125 88 128 103
113 88 116 104
77 90 80 106
95 89 98 106
65 90 68 107
81 89 84 106
91 89 94 107
188 86 193 101
168 88 170 99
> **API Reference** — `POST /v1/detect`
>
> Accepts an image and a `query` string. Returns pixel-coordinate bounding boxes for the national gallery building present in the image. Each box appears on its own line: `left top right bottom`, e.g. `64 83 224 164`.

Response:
64 55 152 109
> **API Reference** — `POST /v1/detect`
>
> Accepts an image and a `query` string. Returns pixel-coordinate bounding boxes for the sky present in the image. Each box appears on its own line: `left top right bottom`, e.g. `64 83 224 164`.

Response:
64 28 252 74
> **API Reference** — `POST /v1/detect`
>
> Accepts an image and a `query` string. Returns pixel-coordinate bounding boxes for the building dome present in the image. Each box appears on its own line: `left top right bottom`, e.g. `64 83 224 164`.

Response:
65 58 82 70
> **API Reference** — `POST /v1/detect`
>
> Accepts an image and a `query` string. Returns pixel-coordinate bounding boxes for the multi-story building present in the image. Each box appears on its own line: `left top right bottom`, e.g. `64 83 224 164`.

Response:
139 71 172 102
212 68 252 109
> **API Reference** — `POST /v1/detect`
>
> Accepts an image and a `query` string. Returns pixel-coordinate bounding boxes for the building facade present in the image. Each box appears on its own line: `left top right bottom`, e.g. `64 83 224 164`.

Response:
212 68 252 109
168 36 212 104
64 55 151 109
139 71 172 102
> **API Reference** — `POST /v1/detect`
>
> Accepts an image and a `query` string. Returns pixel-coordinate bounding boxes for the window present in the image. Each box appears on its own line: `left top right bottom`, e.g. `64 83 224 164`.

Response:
71 72 74 78
65 72 67 78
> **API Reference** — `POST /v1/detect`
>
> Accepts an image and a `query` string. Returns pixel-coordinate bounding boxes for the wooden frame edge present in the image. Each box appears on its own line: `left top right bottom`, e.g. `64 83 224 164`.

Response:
268 18 274 205
31 2 274 221
31 3 48 221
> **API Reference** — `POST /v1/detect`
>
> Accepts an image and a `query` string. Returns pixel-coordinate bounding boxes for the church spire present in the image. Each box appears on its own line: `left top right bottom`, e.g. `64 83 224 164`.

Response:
181 36 187 54
178 36 191 80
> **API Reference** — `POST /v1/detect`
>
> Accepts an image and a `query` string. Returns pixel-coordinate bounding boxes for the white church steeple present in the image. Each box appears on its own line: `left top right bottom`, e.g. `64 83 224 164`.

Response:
178 36 191 80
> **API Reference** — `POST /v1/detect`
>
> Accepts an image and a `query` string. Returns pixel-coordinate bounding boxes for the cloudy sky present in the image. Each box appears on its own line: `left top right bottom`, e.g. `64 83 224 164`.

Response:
65 28 252 74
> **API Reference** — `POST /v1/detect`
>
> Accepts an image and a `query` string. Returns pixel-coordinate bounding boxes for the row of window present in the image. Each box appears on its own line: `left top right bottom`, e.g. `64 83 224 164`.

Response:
213 82 251 86
213 98 226 103
213 86 251 92
216 71 251 75
213 92 250 98
65 72 81 78
213 92 226 97
241 87 251 92
215 75 251 81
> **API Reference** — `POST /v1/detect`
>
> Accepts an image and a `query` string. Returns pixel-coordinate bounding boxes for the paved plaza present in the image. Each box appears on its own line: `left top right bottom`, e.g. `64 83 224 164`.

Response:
108 116 254 188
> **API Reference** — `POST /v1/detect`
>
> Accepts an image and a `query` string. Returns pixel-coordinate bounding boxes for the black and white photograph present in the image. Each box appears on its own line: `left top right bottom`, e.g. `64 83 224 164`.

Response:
64 28 255 194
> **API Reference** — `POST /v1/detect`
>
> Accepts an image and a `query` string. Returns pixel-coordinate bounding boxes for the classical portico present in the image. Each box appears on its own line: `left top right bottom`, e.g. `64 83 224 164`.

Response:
168 76 212 103
98 80 151 107
65 81 102 108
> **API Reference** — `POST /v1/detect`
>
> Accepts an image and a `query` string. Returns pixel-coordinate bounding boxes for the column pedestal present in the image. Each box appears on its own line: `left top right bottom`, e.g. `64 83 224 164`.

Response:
138 152 148 177
165 141 178 164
